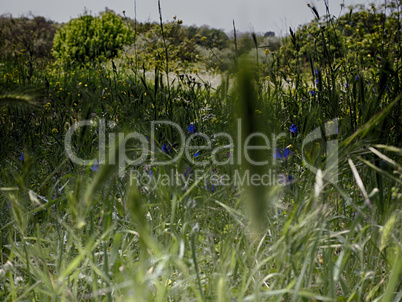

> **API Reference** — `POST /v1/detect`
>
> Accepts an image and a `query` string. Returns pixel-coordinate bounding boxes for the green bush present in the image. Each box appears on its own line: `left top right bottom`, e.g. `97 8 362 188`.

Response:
52 10 132 65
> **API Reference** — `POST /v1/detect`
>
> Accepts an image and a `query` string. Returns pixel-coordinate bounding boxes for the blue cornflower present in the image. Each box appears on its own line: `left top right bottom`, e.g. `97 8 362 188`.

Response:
315 68 319 75
188 124 196 133
345 83 348 88
302 97 306 101
194 151 200 157
275 147 292 160
290 124 298 135
309 90 315 96
355 75 359 81
315 79 319 84
19 152 24 161
162 142 169 154
90 160 99 171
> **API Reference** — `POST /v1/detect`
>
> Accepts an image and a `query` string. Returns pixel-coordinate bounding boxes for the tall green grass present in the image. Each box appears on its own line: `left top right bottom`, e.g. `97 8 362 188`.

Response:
0 1 401 301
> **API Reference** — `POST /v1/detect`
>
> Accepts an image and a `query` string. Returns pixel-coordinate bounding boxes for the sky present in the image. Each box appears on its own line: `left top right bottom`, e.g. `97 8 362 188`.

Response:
1 0 373 36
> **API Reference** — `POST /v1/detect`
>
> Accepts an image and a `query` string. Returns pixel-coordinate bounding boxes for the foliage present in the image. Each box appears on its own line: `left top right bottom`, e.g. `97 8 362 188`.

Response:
0 1 401 301
52 10 132 65
0 14 57 61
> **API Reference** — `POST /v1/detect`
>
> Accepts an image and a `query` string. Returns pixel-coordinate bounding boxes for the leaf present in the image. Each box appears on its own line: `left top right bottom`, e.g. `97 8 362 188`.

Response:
348 158 371 208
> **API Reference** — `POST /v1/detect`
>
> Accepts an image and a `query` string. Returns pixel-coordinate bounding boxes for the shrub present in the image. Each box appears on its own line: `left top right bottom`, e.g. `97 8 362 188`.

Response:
52 10 132 65
0 14 57 61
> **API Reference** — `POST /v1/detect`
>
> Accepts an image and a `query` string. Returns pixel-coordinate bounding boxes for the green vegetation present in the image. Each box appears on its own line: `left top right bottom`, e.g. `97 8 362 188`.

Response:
0 1 401 301
52 10 132 66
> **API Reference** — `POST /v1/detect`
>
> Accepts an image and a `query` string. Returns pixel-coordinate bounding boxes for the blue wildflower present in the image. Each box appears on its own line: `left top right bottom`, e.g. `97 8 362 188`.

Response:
162 142 169 154
275 148 283 159
287 175 292 183
19 152 24 161
315 69 318 75
194 151 200 157
290 124 298 135
275 147 292 160
309 90 315 96
355 75 359 81
345 83 348 88
315 79 319 84
282 148 291 159
90 160 99 171
302 97 306 101
188 124 196 133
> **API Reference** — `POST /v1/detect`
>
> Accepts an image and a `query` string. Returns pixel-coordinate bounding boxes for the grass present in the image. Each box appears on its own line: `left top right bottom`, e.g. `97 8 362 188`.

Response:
0 1 401 301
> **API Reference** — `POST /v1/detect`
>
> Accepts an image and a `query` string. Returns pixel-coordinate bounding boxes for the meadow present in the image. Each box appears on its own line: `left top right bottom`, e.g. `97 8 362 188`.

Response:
0 1 401 301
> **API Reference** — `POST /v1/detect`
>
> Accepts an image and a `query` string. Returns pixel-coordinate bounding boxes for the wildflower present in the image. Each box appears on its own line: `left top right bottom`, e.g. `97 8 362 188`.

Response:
309 90 315 96
15 276 24 286
302 97 306 101
275 147 292 160
201 36 207 42
162 143 170 154
344 83 348 88
19 152 24 161
188 124 196 133
315 79 319 84
264 49 271 55
52 128 58 133
90 160 99 171
315 68 318 75
290 124 298 135
355 75 359 81
194 151 200 157
255 109 262 114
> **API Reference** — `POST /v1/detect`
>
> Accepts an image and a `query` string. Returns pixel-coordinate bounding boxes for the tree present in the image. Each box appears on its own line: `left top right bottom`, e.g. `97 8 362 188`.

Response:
0 14 56 61
52 10 132 65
